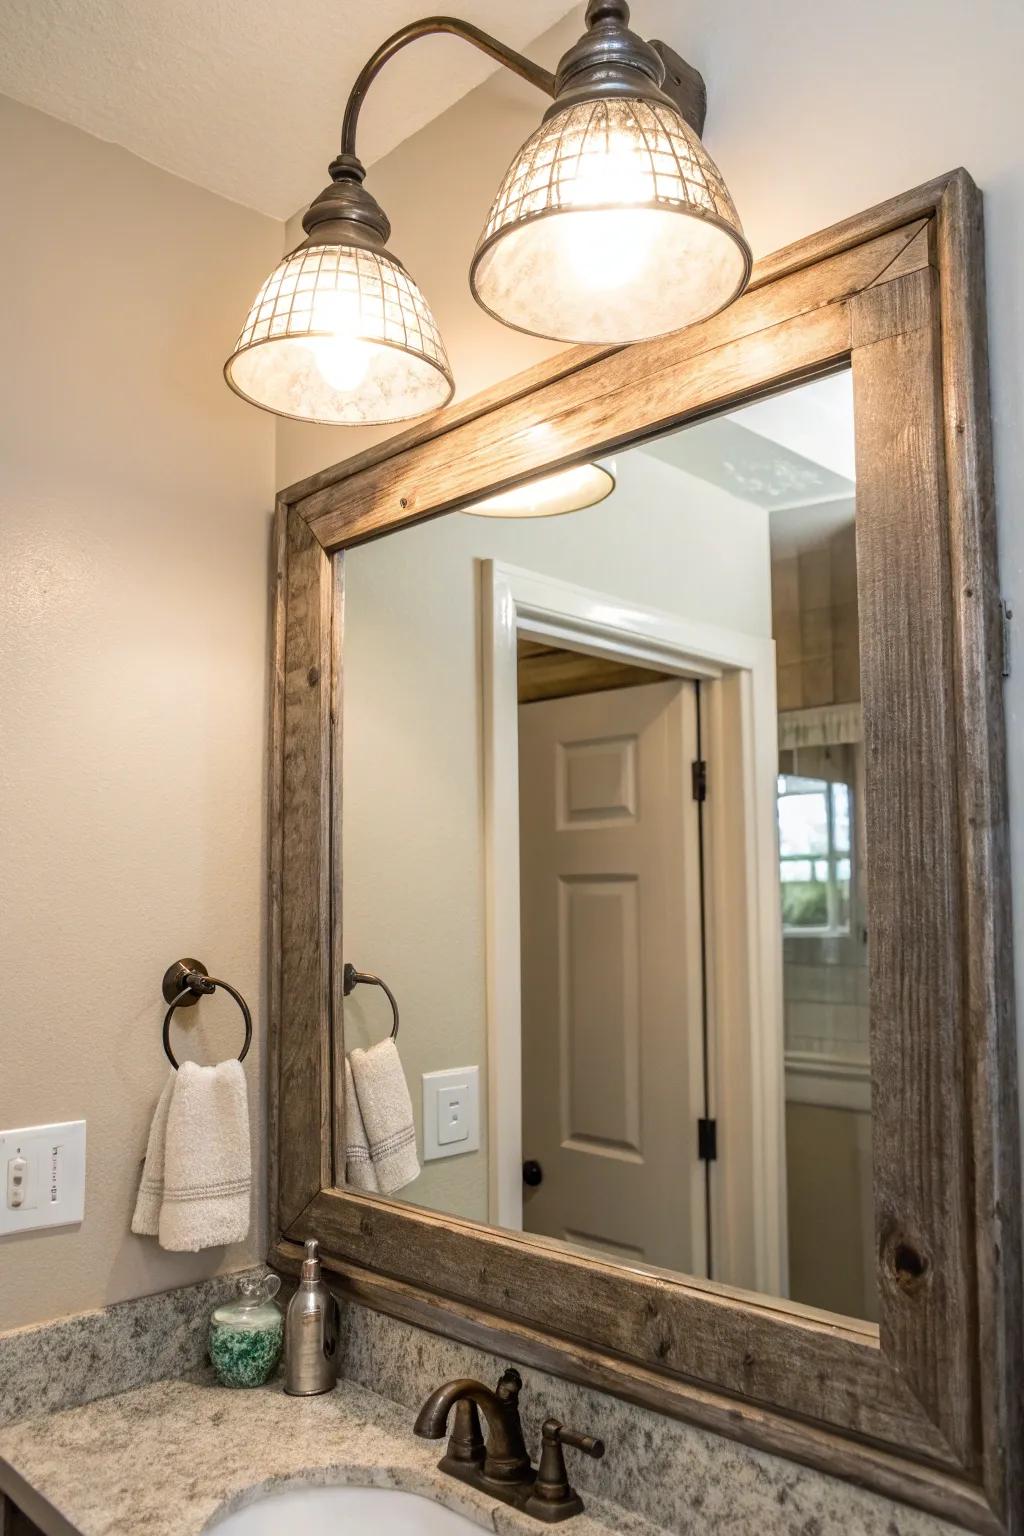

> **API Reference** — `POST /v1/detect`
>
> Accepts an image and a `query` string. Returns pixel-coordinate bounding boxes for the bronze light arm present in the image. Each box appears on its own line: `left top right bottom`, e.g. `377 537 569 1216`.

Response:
340 16 557 160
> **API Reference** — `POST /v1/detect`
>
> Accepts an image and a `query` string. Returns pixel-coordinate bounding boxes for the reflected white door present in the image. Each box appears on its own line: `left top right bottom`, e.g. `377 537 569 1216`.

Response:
518 678 707 1274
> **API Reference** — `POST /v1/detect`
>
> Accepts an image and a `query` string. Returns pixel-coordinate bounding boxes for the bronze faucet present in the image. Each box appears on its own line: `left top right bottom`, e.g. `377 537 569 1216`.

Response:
414 1367 533 1491
414 1367 604 1522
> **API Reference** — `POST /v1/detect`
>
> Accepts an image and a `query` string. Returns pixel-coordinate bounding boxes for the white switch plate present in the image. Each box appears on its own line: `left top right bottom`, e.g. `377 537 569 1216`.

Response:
422 1067 479 1162
0 1121 86 1235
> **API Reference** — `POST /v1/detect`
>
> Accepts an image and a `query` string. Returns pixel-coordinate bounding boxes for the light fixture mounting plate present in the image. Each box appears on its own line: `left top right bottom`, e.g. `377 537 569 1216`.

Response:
649 41 707 136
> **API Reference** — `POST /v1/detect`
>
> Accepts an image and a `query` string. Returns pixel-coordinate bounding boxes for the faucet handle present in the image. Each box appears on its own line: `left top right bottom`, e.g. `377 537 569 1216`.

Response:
523 1417 605 1523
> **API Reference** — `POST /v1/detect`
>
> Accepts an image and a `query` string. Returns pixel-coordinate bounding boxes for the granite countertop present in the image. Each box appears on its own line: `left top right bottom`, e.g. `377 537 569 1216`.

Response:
0 1372 662 1536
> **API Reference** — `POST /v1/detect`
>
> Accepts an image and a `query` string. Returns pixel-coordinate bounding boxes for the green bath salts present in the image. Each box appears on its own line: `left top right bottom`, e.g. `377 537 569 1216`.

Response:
210 1316 283 1387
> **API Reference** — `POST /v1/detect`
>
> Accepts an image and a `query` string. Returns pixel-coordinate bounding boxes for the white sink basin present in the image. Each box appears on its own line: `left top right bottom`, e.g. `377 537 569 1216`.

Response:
210 1484 485 1534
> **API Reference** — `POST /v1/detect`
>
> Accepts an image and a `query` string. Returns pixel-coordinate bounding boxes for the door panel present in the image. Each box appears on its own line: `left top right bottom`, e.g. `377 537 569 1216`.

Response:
559 875 641 1155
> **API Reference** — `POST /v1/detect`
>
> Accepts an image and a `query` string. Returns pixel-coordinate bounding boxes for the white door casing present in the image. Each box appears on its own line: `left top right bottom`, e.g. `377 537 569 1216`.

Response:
518 679 706 1273
481 559 787 1297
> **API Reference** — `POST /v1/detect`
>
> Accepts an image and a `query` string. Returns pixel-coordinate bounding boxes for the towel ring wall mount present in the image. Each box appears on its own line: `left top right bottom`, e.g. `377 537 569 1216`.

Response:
343 962 400 1041
161 956 253 1069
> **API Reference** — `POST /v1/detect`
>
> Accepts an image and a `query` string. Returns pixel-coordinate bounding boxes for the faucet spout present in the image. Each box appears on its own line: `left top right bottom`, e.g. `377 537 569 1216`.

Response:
413 1377 488 1439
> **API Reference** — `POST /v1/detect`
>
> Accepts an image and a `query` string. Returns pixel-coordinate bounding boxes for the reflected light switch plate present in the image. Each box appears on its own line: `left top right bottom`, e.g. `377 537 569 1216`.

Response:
0 1121 86 1235
422 1067 480 1161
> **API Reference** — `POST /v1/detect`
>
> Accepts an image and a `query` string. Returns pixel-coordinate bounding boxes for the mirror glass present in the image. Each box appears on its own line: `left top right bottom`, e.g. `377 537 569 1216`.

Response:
339 371 875 1322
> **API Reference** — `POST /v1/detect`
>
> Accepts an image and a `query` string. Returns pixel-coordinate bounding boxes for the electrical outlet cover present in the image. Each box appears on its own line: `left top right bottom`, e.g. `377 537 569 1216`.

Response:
422 1067 480 1161
0 1121 86 1235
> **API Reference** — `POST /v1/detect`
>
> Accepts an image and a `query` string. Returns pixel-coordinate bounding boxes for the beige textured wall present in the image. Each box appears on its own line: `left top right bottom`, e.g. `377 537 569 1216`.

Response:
0 96 281 1330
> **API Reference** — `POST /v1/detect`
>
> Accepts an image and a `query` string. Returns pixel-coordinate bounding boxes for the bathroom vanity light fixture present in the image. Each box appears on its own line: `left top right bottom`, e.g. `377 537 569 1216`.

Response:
224 2 750 426
463 460 616 518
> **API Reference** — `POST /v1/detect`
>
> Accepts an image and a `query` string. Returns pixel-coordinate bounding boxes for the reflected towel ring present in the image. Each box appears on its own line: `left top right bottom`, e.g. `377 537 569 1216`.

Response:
160 957 253 1070
343 962 400 1041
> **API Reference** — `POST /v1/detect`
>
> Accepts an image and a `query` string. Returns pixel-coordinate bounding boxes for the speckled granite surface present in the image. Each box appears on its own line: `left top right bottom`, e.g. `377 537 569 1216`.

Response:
0 1374 655 1536
334 1302 965 1536
0 1277 967 1534
0 1271 258 1428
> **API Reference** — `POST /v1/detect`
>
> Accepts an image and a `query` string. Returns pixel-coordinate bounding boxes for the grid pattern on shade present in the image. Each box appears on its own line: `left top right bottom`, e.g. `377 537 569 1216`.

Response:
478 98 744 245
232 244 450 374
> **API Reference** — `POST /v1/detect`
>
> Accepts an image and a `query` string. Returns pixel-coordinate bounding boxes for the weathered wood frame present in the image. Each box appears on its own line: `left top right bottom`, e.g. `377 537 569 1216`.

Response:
268 170 1021 1534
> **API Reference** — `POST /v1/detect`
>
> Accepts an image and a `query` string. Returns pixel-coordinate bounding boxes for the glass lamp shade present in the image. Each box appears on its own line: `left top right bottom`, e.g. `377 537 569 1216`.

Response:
464 460 615 518
224 243 454 426
471 98 752 345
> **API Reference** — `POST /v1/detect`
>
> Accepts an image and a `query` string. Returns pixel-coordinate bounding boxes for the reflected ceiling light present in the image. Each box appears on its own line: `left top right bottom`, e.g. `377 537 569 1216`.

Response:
225 2 750 425
464 461 616 519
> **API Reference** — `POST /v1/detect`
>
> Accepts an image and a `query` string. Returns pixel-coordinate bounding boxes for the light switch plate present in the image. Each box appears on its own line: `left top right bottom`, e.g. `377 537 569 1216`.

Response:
422 1067 480 1161
0 1121 86 1235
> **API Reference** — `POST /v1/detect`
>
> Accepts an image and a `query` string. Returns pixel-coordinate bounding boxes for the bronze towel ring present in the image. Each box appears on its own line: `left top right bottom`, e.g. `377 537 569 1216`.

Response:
160 957 253 1069
343 962 400 1041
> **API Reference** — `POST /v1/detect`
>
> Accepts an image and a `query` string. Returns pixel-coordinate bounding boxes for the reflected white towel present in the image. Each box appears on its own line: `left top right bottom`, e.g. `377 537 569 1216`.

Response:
158 1060 251 1252
344 1058 379 1193
131 1071 175 1236
349 1040 420 1195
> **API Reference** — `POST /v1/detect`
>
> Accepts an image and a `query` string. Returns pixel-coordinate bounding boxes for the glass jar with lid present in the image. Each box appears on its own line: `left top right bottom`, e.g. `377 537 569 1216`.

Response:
209 1272 283 1387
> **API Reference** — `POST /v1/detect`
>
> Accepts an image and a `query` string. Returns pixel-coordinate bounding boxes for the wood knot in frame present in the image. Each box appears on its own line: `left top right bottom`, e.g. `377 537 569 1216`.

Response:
886 1233 930 1294
307 665 320 687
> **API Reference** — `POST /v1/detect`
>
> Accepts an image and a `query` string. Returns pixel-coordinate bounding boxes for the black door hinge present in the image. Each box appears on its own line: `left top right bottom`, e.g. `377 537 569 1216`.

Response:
697 1117 717 1161
691 759 708 802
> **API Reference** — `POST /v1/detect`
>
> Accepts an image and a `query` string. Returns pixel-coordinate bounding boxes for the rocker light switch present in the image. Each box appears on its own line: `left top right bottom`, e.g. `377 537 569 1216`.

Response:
422 1067 480 1161
0 1121 86 1235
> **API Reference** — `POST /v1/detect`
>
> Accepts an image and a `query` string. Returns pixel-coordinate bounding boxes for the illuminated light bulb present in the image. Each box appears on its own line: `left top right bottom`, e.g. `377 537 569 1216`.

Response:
302 290 371 392
560 139 651 289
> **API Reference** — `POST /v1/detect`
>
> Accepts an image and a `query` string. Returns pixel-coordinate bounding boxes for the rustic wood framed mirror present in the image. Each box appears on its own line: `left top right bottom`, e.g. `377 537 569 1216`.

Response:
268 169 1021 1534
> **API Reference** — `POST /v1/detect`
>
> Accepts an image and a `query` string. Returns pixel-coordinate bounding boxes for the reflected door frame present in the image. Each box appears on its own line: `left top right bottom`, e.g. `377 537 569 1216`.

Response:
481 559 787 1297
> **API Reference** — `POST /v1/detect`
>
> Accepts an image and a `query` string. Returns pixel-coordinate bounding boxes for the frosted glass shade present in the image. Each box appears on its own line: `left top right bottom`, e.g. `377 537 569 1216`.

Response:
464 461 615 518
225 244 453 425
471 98 751 344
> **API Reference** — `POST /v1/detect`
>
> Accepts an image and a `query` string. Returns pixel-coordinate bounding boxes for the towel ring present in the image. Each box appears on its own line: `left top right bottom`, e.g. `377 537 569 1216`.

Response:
343 962 400 1041
160 957 253 1070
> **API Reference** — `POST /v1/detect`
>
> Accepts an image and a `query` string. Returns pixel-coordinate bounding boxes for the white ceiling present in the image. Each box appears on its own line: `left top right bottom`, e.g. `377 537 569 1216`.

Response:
0 0 576 219
640 372 857 556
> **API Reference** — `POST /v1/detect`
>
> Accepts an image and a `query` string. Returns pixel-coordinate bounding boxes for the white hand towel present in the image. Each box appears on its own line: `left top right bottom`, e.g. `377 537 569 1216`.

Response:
344 1058 379 1192
158 1060 251 1252
349 1040 420 1195
131 1071 176 1236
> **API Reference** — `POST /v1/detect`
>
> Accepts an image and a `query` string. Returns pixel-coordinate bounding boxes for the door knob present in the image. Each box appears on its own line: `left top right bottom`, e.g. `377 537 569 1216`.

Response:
523 1159 543 1187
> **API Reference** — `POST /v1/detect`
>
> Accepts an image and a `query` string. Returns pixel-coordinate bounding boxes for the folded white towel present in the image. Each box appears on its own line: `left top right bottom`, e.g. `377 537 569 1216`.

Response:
344 1058 379 1193
157 1060 252 1252
349 1040 420 1195
131 1071 176 1236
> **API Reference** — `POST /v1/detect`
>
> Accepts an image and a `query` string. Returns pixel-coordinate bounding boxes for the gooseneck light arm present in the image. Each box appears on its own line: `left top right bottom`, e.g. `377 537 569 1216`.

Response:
340 16 557 160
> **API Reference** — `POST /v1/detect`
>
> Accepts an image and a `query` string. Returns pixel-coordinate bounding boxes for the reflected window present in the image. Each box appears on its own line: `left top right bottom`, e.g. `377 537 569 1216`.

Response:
777 775 852 935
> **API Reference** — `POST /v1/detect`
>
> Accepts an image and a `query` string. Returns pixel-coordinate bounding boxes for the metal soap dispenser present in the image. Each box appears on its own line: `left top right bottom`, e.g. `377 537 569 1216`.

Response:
284 1238 337 1396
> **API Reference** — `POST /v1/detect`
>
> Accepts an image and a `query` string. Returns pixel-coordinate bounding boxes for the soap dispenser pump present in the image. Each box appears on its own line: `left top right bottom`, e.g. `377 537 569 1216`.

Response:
284 1239 337 1396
